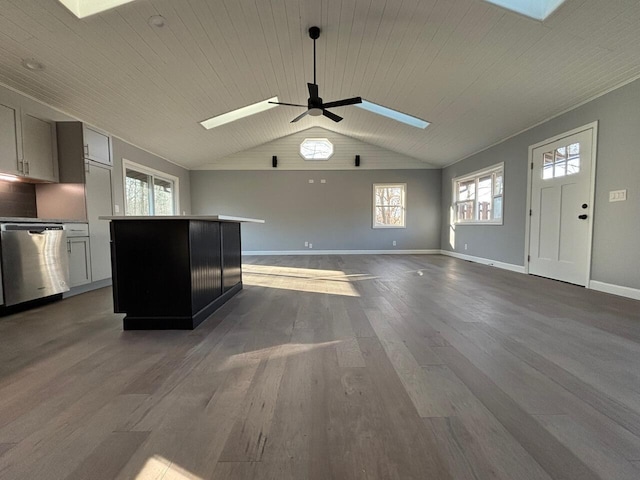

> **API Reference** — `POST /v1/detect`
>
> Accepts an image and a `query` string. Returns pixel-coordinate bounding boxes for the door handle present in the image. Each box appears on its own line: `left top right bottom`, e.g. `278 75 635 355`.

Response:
578 214 588 220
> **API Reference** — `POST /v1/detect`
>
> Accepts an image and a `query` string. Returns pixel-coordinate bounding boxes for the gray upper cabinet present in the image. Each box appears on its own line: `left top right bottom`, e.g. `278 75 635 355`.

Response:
83 125 111 166
57 122 112 182
0 102 57 182
0 102 23 176
22 114 58 182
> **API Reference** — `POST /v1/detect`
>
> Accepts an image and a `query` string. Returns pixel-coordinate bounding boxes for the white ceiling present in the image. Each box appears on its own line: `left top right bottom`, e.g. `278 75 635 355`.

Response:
1 0 640 169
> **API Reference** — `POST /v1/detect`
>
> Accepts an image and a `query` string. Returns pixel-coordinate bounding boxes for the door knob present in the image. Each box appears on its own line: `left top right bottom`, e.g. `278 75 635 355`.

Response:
582 203 588 209
578 214 588 220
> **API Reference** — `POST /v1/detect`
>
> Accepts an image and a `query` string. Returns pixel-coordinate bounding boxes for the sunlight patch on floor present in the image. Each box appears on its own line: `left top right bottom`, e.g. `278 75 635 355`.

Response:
136 455 202 480
218 341 342 371
243 265 375 297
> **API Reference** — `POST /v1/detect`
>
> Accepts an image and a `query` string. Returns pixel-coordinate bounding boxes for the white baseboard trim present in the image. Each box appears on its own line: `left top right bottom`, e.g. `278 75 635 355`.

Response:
439 250 526 274
63 278 112 298
589 281 640 301
243 249 440 256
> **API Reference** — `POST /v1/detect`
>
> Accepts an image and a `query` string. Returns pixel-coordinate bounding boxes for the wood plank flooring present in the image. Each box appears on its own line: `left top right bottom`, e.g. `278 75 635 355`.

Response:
1 254 639 479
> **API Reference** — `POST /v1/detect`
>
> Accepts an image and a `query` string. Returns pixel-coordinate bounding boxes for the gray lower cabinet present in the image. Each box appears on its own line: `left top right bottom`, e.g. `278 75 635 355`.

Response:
85 163 113 282
68 237 91 287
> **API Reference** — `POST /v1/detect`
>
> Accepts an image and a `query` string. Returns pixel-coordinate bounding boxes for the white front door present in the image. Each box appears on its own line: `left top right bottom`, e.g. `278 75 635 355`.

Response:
528 125 596 286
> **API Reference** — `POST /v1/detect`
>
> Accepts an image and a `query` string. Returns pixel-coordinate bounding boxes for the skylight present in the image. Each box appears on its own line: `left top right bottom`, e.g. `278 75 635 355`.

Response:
483 0 567 20
355 100 430 129
57 0 138 18
200 97 279 130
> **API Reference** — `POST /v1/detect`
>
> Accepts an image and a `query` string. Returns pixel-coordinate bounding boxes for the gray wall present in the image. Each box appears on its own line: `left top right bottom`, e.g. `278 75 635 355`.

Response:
191 170 441 252
111 138 191 215
441 77 640 290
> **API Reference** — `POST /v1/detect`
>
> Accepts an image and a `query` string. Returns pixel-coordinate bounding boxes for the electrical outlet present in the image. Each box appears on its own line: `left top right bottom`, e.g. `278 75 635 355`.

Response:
309 243 313 249
464 243 468 250
609 189 627 202
320 179 326 184
392 240 396 246
114 204 120 214
308 179 314 184
304 241 309 247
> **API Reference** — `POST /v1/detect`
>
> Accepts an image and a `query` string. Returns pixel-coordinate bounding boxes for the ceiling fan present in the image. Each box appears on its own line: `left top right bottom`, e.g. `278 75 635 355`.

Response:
269 26 362 123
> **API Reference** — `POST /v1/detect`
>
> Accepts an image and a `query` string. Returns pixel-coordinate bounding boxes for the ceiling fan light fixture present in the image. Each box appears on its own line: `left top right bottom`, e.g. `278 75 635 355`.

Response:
308 108 323 117
356 100 430 129
200 96 279 130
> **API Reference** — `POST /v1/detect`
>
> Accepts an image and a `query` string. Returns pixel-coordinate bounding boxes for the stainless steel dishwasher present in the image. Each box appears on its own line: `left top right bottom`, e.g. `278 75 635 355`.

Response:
0 224 69 306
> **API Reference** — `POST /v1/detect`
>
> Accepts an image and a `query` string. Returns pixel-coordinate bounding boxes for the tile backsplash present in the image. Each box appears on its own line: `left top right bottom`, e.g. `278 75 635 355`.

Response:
0 180 37 218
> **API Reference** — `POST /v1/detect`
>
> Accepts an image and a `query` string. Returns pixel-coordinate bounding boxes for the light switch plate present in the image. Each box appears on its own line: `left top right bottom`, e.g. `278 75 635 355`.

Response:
609 190 627 202
308 179 314 184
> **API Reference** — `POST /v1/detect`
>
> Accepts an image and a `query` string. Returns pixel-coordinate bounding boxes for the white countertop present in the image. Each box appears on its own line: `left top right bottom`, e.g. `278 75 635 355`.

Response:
0 217 87 224
99 215 265 224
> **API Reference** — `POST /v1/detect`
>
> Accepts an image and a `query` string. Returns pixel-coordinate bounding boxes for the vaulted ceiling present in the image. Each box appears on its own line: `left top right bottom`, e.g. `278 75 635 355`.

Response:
1 0 640 169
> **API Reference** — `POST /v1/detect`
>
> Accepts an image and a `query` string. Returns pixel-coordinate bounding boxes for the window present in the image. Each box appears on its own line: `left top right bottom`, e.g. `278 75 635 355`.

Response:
300 138 333 160
453 164 503 224
373 184 406 228
123 160 179 216
543 142 580 179
482 0 567 21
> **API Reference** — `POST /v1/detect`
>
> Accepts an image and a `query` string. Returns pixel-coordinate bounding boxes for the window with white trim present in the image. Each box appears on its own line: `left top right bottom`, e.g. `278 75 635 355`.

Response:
123 160 179 216
453 164 503 224
373 183 406 228
300 138 333 160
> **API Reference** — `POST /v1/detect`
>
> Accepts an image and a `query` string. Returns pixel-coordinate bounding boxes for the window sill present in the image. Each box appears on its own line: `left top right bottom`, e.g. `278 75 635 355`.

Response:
372 225 407 229
454 221 503 226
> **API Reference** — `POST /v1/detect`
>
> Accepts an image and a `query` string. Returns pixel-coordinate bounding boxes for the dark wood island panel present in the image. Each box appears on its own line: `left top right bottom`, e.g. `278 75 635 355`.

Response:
103 216 263 330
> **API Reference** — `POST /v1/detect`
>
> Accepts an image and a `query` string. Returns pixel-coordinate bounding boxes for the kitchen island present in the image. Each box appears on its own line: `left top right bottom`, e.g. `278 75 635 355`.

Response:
100 215 264 330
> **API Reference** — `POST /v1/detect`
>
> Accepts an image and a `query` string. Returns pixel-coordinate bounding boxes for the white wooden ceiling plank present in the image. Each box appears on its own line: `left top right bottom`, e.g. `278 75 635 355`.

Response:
376 0 442 105
0 18 171 129
330 0 357 99
252 0 295 103
186 0 248 108
403 0 475 107
267 0 305 105
0 12 34 43
425 13 547 119
133 0 230 114
14 0 199 125
339 0 383 98
355 0 407 101
212 0 274 102
2 0 640 167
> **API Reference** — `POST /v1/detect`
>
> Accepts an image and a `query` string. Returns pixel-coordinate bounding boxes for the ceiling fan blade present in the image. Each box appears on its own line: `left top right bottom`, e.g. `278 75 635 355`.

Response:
291 110 310 123
308 83 319 99
322 109 343 122
322 97 362 109
269 101 307 107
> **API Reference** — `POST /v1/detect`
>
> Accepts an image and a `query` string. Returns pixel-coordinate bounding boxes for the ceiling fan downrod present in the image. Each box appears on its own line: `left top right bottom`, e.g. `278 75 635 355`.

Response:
309 26 320 85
